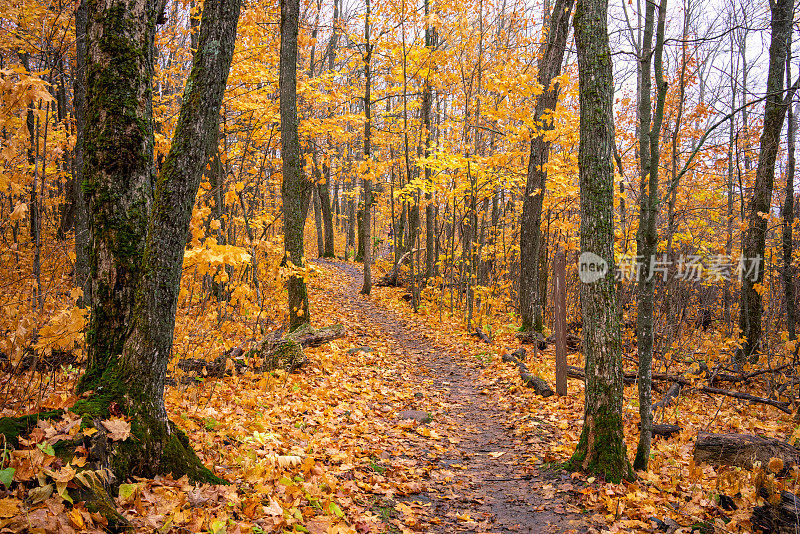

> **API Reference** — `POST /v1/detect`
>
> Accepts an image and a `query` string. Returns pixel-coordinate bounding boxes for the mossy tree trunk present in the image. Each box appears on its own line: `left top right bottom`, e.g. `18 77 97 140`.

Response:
518 0 573 334
569 0 633 483
281 0 312 330
76 0 241 482
738 0 793 364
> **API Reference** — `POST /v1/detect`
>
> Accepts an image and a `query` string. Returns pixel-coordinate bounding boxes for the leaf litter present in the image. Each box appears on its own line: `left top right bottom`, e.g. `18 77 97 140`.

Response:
0 259 797 533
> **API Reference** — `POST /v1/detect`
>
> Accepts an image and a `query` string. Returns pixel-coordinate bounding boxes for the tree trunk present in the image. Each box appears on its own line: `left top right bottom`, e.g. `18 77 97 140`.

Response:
569 0 633 483
73 0 90 306
783 53 796 344
311 157 325 258
281 0 311 330
319 159 336 257
423 0 436 281
361 0 373 295
76 0 241 482
738 0 793 363
518 0 573 333
633 0 667 472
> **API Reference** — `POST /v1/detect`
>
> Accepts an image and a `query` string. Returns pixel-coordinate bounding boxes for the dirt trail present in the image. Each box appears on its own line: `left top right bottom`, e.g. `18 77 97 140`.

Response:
317 259 592 534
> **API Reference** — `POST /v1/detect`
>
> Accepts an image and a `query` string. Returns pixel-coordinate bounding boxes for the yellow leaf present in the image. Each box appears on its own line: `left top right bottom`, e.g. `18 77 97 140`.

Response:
68 508 85 529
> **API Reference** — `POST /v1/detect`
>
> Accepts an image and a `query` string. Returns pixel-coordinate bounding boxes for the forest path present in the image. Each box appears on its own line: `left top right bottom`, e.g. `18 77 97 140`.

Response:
315 259 593 534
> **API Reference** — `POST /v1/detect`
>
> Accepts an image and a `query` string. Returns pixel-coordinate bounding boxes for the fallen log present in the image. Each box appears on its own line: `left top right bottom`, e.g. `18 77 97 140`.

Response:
284 323 344 347
175 324 345 380
699 386 791 414
376 250 413 287
693 432 800 472
652 382 682 410
502 352 554 397
638 423 682 439
653 424 682 438
567 365 636 385
752 488 800 534
471 328 491 344
516 330 547 349
565 366 791 413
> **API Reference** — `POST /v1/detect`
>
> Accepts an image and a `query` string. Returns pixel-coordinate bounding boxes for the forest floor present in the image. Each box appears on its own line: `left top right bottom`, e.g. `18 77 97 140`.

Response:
2 258 798 533
314 259 594 533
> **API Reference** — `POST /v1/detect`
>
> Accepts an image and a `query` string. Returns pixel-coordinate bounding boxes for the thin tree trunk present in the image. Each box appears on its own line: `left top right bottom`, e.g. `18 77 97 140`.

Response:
73 0 90 306
423 0 436 281
361 0 373 295
312 165 325 257
633 0 668 472
783 52 796 343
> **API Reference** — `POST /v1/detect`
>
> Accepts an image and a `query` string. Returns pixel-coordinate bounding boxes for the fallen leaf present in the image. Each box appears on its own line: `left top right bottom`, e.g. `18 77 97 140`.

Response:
101 418 131 441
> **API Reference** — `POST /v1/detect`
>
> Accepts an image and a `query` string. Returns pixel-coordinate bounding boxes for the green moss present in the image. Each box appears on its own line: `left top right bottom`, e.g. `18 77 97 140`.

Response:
0 410 63 448
160 428 224 484
567 402 633 483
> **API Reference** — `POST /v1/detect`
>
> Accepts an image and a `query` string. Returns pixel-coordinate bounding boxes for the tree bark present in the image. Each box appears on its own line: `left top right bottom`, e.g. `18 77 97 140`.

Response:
76 0 241 482
361 0 373 295
693 432 800 471
783 52 796 344
738 0 793 363
281 0 312 330
634 0 668 472
312 158 325 257
319 157 336 257
518 0 573 333
569 0 632 483
423 0 436 281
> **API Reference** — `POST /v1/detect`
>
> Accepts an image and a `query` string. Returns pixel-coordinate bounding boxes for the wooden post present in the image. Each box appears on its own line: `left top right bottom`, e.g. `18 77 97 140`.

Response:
553 247 567 395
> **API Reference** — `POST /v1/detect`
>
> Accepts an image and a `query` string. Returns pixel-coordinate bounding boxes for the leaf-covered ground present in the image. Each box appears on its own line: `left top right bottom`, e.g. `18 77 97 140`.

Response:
1 259 798 533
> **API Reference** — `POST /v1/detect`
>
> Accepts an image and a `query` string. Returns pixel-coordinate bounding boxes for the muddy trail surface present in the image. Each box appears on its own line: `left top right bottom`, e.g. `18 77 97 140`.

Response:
316 259 594 534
